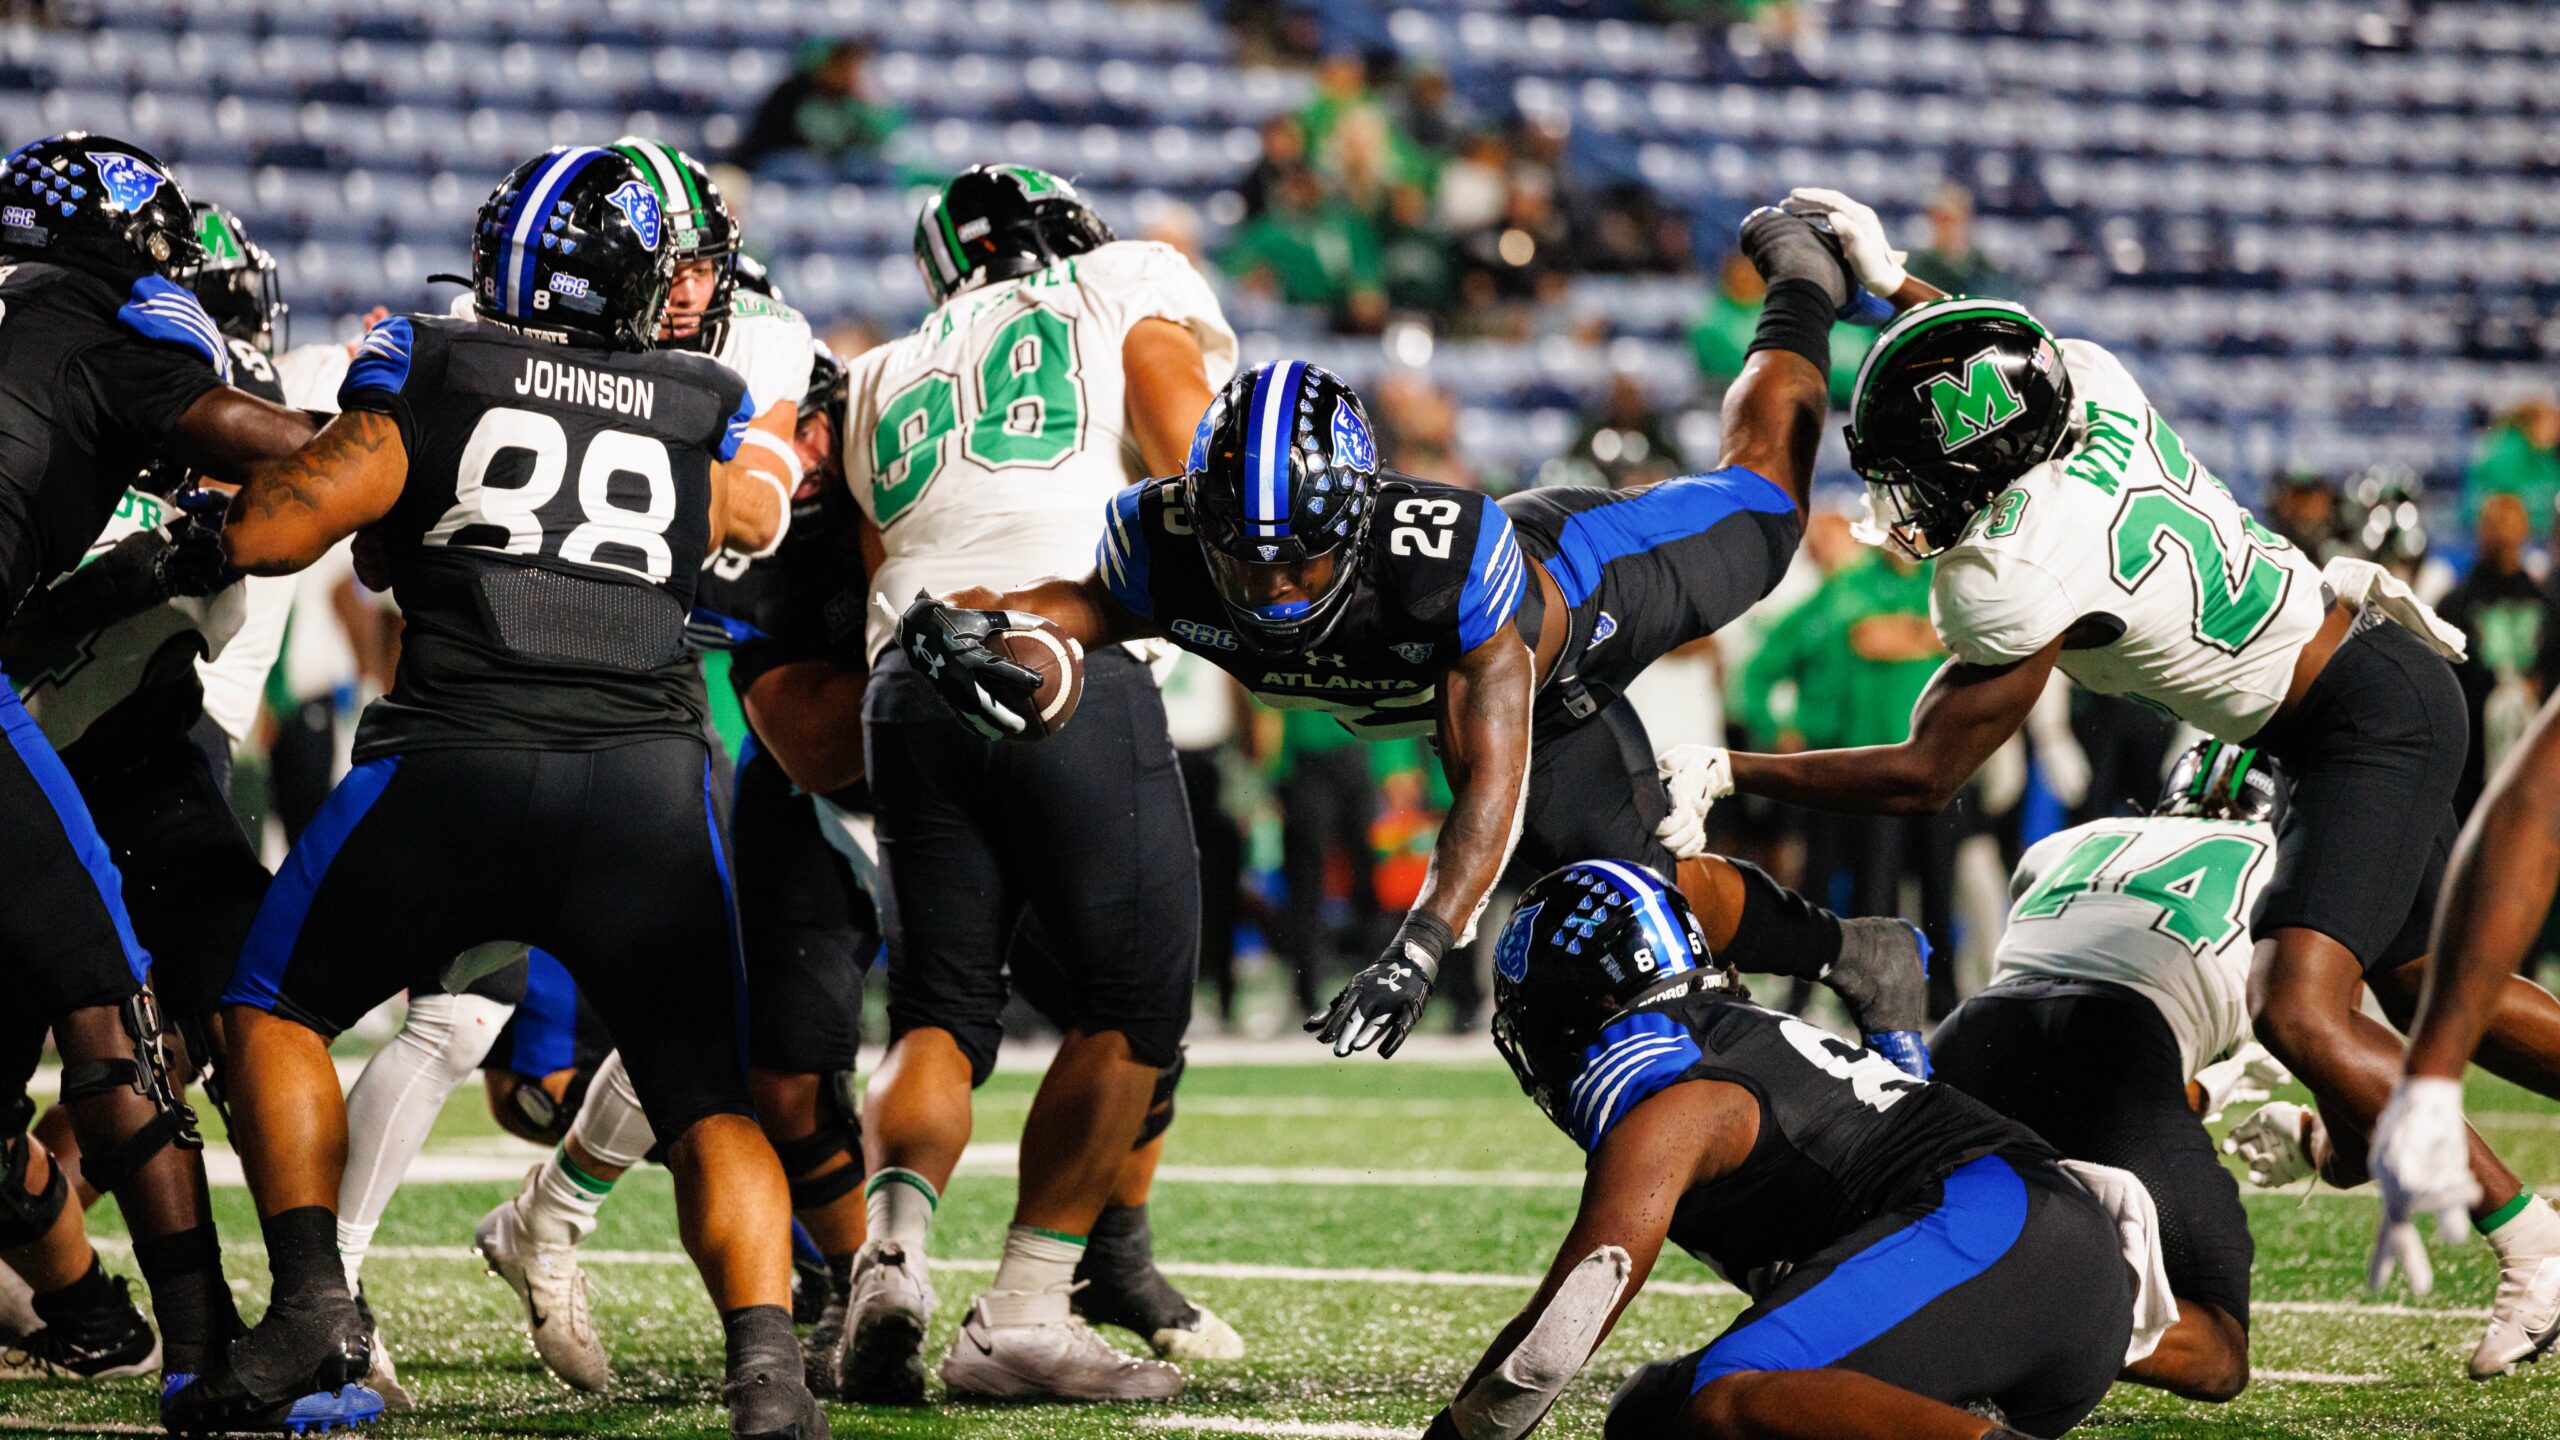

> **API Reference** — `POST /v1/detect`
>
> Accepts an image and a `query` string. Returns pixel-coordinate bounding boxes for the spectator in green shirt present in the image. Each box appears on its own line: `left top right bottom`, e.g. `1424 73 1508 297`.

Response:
728 40 904 176
1691 246 1873 406
1216 167 1387 333
2465 398 2560 537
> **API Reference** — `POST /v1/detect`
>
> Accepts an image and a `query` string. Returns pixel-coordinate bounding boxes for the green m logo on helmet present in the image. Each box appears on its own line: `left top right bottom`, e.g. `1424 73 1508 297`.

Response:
1917 348 2026 452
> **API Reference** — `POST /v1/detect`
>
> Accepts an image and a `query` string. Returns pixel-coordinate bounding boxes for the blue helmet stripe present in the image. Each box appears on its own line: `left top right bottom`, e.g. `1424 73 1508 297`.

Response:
1581 859 1693 976
1246 360 1304 538
503 147 605 320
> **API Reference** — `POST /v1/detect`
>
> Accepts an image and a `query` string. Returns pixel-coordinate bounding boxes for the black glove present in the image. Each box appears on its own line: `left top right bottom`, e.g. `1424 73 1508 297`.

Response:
897 591 1042 740
154 482 237 599
1306 912 1454 1059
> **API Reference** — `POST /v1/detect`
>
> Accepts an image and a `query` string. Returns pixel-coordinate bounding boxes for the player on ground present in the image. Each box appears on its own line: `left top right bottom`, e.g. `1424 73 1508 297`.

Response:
1930 739 2280 1404
899 205 1932 1072
0 133 387 1432
1649 187 2560 1367
168 146 826 1440
1434 861 2139 1440
806 163 1235 1404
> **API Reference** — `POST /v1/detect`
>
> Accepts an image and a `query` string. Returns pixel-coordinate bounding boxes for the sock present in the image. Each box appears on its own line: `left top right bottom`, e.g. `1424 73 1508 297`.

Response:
2480 1194 2560 1261
991 1223 1084 1296
864 1168 938 1253
525 1146 614 1246
30 1254 112 1325
132 1225 237 1374
719 1304 805 1423
338 991 513 1287
261 1207 346 1304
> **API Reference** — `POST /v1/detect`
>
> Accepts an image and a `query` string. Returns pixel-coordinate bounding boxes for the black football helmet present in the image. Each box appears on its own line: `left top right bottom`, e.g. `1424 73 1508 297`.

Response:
1845 298 2075 557
2156 739 2283 826
1490 861 1736 1132
912 164 1114 307
1185 361 1382 654
611 137 737 351
468 146 675 350
188 203 287 353
0 133 204 283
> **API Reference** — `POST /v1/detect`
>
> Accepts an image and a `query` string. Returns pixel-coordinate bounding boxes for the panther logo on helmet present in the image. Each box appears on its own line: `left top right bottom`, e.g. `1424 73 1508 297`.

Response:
1330 400 1378 474
1495 902 1542 983
87 151 164 213
605 179 662 251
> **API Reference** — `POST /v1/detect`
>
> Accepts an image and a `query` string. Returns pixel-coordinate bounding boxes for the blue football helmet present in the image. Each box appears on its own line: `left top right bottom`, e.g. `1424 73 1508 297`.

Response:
1490 861 1737 1129
1184 361 1382 654
468 147 675 351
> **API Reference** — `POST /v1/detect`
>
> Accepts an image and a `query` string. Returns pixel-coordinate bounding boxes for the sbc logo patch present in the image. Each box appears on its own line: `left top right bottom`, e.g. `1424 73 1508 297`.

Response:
87 152 165 213
606 179 663 251
0 206 33 231
1170 618 1238 651
547 273 591 298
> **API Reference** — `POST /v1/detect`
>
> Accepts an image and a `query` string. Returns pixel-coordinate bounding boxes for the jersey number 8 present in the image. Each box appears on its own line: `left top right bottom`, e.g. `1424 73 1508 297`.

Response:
428 407 678 581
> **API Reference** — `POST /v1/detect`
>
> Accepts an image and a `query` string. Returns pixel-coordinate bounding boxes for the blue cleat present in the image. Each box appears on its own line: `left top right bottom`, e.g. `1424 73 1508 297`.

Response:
162 1373 386 1435
1861 919 1934 1078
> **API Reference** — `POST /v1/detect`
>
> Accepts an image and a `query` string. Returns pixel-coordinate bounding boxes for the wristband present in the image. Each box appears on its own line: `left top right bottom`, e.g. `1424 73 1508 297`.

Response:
1390 911 1457 982
1746 277 1835 376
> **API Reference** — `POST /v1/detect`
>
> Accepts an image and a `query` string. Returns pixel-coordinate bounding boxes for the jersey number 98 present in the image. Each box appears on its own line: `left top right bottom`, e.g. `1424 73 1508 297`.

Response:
427 407 679 581
870 310 1087 526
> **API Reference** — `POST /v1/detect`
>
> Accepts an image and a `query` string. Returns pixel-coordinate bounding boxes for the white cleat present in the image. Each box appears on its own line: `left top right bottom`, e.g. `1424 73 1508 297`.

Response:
842 1240 934 1405
2471 1253 2560 1380
474 1181 612 1393
1150 1304 1244 1362
939 1288 1184 1402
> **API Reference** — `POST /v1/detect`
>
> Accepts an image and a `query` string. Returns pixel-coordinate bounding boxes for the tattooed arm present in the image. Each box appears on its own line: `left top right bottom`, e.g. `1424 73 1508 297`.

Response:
221 410 411 576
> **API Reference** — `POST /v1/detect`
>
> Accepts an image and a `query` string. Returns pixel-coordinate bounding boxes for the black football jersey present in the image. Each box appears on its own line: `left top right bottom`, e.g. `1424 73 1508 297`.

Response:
1552 988 2039 1290
337 314 752 759
0 260 232 622
1096 472 1528 737
691 475 870 698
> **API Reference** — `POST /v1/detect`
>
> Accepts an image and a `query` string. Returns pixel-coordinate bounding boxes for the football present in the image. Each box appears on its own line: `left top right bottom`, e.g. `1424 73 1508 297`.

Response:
987 612 1084 741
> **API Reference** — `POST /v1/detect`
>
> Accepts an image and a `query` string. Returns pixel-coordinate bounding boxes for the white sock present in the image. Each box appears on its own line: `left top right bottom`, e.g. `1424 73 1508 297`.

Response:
2484 1194 2560 1263
989 1224 1084 1296
864 1169 938 1254
524 1146 613 1247
337 991 514 1286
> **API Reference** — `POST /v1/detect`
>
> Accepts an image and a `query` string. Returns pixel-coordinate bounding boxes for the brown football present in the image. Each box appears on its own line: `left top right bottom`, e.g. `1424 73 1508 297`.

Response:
985 614 1084 741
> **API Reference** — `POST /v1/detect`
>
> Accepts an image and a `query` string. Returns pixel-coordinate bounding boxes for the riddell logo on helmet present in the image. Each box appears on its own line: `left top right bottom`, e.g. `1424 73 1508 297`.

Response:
1917 347 2026 452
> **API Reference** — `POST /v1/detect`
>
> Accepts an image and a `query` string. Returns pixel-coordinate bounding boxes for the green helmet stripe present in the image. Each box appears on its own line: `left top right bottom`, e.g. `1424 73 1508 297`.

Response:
613 138 713 251
917 193 961 287
2192 741 2220 803
1851 299 2053 428
1000 164 1061 196
2230 747 2257 800
936 190 971 278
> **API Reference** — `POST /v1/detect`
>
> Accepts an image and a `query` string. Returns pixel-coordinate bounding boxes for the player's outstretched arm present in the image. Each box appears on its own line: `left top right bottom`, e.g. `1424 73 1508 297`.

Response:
1124 316 1217 479
713 401 799 559
221 410 409 575
1713 208 1853 515
165 383 321 483
1426 1083 1742 1440
1729 634 2063 816
1309 628 1533 1059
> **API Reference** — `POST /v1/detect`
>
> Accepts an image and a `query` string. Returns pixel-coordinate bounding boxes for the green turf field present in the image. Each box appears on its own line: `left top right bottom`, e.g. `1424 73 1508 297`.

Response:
6 1054 2557 1438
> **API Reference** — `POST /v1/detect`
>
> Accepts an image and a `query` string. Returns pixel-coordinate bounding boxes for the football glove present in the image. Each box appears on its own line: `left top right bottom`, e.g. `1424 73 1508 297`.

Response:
2223 1101 2316 1188
1782 187 1909 299
2368 1075 2480 1296
1652 745 1733 860
896 591 1042 741
155 481 237 599
2193 1041 2290 1122
1307 914 1452 1059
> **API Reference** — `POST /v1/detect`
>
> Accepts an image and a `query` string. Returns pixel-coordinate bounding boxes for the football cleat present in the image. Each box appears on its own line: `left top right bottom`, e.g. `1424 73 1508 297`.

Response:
1073 1216 1243 1362
940 1288 1184 1401
1831 917 1932 1078
475 1180 611 1392
158 1292 375 1436
2471 1253 2560 1379
162 1373 385 1436
5 1271 158 1379
802 1267 853 1397
841 1240 933 1404
351 1286 414 1412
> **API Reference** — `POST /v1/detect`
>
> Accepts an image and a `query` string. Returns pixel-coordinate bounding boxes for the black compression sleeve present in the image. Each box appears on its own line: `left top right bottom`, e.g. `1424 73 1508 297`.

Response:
1718 857 1845 982
1746 277 1836 377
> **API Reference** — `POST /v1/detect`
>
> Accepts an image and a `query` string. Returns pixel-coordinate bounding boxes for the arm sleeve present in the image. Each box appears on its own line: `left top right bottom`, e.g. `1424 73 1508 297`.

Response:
1094 481 1158 620
1456 496 1528 654
335 316 430 453
1564 1012 1707 1153
1931 547 2079 665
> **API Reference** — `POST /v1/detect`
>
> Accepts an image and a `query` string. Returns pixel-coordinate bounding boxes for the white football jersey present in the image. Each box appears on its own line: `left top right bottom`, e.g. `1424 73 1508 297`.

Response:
1930 340 2328 739
1992 814 2273 1078
841 240 1238 659
720 288 813 419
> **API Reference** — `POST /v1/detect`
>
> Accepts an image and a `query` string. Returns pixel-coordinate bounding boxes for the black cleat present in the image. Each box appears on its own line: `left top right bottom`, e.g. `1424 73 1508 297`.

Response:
9 1272 159 1379
1073 1205 1244 1362
160 1292 372 1436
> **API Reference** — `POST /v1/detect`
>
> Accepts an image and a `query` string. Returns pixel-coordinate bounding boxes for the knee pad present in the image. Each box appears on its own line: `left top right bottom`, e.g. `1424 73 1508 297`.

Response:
772 1071 864 1210
0 1096 68 1248
58 990 203 1198
1134 1048 1185 1150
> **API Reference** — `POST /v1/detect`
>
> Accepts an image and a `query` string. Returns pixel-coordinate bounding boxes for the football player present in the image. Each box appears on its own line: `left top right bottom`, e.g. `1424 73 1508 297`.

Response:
170 147 826 1440
1652 187 2560 1362
897 205 1932 1073
1930 739 2280 1404
1436 861 2138 1440
798 163 1238 1404
0 133 385 1431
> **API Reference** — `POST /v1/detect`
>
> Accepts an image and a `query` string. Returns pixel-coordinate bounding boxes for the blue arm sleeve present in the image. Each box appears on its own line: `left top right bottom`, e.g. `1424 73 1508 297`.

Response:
1566 1011 1706 1152
714 382 755 463
340 316 415 403
1094 482 1156 621
117 275 233 383
1456 496 1527 653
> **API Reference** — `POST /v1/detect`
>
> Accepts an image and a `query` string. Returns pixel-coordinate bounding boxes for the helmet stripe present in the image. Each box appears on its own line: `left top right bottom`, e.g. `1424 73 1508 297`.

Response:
1247 361 1304 537
503 146 604 320
917 194 960 289
1580 859 1691 975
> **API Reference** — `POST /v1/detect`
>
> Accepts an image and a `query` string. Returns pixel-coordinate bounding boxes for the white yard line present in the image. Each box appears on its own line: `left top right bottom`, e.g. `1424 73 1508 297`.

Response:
1140 1418 1412 1439
2256 1369 2388 1384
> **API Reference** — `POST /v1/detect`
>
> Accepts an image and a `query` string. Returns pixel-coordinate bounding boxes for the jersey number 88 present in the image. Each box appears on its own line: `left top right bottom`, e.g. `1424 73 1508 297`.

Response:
427 406 680 581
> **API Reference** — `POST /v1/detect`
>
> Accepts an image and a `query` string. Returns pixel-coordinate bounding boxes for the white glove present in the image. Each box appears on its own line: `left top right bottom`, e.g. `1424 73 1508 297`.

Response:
2368 1075 2481 1295
2193 1041 2290 1122
2320 556 2468 662
2222 1101 2316 1187
1653 745 1733 860
1784 187 1908 297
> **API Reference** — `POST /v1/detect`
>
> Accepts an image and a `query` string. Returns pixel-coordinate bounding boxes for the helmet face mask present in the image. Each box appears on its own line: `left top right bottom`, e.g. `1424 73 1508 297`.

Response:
189 203 287 353
0 133 205 285
1844 299 2077 558
1183 362 1380 654
913 164 1114 308
2156 739 2283 825
469 147 676 351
